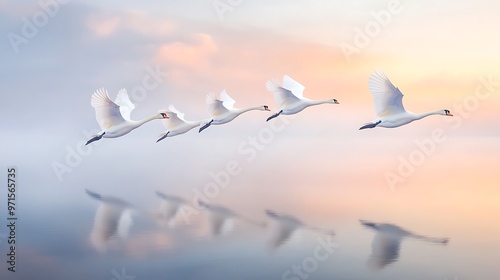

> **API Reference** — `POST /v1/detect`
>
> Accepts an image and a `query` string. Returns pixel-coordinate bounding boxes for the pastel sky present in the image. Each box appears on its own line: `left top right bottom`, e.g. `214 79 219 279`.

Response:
0 1 499 278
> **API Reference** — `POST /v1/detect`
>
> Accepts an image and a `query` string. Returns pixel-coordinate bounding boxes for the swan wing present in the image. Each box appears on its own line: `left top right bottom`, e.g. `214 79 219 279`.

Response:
114 89 136 121
168 105 186 121
368 232 402 269
220 90 236 109
91 88 126 130
282 75 305 98
206 92 230 117
270 223 296 249
266 79 300 107
368 71 406 117
161 105 186 129
90 203 125 251
210 214 227 236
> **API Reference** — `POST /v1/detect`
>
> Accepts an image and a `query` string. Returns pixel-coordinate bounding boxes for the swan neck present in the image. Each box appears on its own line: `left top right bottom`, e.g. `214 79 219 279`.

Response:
135 114 159 127
308 99 332 106
414 110 441 120
237 106 260 114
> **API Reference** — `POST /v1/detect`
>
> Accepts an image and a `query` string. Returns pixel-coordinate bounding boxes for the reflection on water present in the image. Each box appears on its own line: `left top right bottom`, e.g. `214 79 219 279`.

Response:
1 179 497 280
86 189 137 252
199 200 267 237
360 220 449 270
265 209 336 250
154 191 189 228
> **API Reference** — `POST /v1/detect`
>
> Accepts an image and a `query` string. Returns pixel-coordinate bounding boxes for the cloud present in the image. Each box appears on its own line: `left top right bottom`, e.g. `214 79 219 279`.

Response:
155 33 218 70
86 9 176 38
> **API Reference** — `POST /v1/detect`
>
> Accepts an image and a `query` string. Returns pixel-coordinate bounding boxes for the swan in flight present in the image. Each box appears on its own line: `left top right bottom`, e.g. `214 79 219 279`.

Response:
85 189 136 252
265 75 339 122
265 209 335 249
156 105 202 142
86 88 169 145
198 200 266 236
359 71 453 130
198 90 270 133
360 220 449 270
154 191 189 226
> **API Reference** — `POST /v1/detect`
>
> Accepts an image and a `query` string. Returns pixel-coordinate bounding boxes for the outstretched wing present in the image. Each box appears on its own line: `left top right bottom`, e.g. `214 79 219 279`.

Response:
161 105 186 129
206 92 230 117
368 71 406 117
91 88 126 130
368 232 401 269
282 75 305 98
266 79 300 107
114 89 136 121
219 90 236 109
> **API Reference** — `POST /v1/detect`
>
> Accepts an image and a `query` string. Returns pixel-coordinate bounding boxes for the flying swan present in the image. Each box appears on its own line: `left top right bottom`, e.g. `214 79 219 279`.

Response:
198 90 270 133
265 75 339 121
86 88 169 145
156 105 202 142
359 71 453 130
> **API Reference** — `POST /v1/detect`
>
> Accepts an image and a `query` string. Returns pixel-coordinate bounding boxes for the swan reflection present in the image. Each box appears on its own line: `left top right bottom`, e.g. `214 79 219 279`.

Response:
86 189 137 252
198 200 266 237
265 209 335 249
360 220 449 270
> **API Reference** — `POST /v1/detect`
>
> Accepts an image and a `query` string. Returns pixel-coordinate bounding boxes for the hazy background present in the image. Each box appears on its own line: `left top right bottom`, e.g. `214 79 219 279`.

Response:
0 0 499 279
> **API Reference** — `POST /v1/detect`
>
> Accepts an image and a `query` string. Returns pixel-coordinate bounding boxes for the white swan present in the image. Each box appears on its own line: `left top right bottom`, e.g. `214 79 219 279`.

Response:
85 189 136 252
265 210 335 249
198 90 270 133
265 75 339 121
360 220 449 270
86 88 169 145
154 191 188 226
359 71 453 130
198 200 266 236
156 105 202 142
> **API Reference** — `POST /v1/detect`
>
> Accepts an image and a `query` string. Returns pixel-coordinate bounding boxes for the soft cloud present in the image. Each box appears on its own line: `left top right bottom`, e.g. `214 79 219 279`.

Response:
86 10 175 38
155 33 218 70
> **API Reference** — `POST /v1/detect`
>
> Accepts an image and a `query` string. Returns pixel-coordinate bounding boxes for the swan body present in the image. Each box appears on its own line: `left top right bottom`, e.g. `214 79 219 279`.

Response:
86 189 136 252
265 209 335 249
359 71 453 130
199 200 266 236
154 191 188 226
198 90 270 132
265 75 339 121
86 88 169 145
360 220 449 269
156 105 202 142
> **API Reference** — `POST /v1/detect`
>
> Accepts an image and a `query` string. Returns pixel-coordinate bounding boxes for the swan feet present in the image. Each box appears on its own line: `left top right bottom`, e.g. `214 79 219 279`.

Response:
85 132 105 145
156 131 170 143
359 120 382 130
199 120 214 133
266 110 283 122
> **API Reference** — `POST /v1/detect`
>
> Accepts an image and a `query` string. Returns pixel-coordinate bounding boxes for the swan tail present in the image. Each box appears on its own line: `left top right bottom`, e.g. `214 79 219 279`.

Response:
85 189 102 201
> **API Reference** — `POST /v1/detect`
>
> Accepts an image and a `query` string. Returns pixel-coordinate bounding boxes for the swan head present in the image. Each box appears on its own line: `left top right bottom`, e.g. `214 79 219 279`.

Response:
442 109 453 116
360 219 377 230
158 112 169 119
330 99 340 104
260 105 271 111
